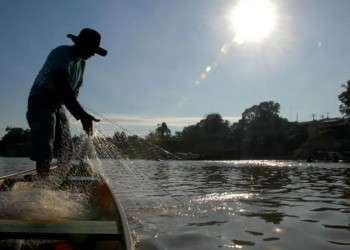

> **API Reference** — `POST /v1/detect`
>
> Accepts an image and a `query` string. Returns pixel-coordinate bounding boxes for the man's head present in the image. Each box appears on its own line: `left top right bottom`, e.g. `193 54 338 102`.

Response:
67 28 107 59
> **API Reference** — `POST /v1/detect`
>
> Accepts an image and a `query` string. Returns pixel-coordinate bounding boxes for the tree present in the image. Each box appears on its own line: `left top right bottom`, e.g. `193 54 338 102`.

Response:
196 113 230 155
0 127 31 156
145 122 171 150
174 113 230 157
155 122 171 139
145 131 161 146
178 124 199 152
236 101 289 158
241 101 280 123
338 80 350 117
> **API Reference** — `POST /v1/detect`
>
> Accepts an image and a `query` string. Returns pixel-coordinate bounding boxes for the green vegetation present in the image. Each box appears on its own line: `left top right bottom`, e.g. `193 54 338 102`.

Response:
0 127 30 157
2 81 350 160
339 80 350 117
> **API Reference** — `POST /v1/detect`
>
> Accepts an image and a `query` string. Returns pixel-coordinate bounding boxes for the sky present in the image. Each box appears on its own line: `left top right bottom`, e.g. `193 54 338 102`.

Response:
0 0 349 137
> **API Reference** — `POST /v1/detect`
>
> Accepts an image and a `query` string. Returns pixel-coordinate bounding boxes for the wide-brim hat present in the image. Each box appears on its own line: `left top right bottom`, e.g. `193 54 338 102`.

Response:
67 28 107 56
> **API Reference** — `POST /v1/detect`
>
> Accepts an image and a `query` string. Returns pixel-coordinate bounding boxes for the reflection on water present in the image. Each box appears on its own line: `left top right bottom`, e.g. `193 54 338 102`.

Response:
1 159 350 249
107 160 350 249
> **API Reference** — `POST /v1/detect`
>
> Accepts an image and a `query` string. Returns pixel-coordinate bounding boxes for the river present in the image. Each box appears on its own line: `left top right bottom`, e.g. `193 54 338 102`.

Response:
1 157 350 249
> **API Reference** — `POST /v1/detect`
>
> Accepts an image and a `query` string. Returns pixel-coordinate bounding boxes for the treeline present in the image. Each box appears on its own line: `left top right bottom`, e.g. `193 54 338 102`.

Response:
1 100 350 160
2 80 350 160
1 101 349 160
145 101 350 160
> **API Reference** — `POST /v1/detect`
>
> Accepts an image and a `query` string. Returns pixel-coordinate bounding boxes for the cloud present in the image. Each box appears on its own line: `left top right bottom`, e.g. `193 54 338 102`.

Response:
99 113 240 128
69 112 242 137
69 112 241 137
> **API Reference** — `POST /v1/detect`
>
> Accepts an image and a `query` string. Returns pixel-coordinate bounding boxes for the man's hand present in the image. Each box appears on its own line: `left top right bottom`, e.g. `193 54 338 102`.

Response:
81 114 100 136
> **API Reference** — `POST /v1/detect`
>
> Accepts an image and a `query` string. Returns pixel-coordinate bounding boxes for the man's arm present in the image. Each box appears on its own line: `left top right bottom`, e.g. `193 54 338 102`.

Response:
52 69 100 135
52 69 88 120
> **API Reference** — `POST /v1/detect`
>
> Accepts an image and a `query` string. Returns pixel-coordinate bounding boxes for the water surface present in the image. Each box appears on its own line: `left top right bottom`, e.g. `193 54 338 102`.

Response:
1 158 350 249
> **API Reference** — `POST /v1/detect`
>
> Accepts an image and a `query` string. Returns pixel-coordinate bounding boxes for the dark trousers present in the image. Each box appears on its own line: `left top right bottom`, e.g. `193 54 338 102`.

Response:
26 95 73 164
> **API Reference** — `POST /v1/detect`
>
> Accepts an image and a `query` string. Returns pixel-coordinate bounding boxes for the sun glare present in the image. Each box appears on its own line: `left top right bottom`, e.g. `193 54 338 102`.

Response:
194 0 277 85
230 0 277 43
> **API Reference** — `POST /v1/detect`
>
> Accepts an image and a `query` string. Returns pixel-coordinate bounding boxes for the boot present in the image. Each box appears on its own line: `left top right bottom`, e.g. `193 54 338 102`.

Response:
36 161 50 177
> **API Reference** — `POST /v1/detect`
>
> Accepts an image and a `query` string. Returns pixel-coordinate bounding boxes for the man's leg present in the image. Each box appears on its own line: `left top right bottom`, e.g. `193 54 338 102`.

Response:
35 161 50 177
26 96 56 176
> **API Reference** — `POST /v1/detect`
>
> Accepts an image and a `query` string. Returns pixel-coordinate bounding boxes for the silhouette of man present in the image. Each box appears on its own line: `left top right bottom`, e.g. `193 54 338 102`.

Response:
26 28 107 176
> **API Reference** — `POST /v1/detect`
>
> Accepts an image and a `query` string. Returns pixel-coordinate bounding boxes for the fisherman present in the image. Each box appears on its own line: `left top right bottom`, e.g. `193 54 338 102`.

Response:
26 28 107 176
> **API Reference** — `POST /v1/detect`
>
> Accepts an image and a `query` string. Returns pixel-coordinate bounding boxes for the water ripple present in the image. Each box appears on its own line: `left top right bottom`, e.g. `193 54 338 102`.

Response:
2 159 350 249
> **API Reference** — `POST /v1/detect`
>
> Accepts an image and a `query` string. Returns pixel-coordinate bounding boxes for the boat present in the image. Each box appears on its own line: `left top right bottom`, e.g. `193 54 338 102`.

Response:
0 161 134 250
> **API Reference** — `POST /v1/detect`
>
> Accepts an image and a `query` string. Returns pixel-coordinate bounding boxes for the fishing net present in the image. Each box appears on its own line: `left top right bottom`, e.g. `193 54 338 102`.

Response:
66 109 185 212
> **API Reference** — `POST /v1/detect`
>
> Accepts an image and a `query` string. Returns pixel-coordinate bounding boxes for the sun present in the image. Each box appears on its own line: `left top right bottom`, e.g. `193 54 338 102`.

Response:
229 0 277 43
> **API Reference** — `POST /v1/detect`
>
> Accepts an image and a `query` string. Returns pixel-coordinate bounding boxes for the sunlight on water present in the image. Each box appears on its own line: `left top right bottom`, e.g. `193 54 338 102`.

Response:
194 192 254 203
218 159 297 168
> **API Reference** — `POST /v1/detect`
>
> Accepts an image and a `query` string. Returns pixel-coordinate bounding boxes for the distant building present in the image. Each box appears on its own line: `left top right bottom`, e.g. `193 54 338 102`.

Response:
296 117 347 128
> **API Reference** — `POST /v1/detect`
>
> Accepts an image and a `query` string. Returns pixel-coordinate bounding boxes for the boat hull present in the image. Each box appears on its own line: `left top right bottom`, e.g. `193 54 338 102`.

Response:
0 163 134 250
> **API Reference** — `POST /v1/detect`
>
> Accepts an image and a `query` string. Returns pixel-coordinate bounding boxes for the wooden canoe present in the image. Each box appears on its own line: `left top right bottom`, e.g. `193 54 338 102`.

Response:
0 162 134 250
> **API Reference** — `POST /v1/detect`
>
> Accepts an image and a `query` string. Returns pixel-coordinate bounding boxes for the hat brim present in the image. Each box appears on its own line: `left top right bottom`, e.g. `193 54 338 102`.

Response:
96 47 107 57
67 34 107 57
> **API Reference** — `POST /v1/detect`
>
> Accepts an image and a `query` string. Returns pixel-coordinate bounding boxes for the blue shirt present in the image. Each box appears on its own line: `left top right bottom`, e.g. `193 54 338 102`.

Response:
30 45 85 96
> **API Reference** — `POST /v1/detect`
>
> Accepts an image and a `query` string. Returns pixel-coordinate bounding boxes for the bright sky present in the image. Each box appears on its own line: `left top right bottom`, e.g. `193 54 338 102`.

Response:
0 0 349 137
